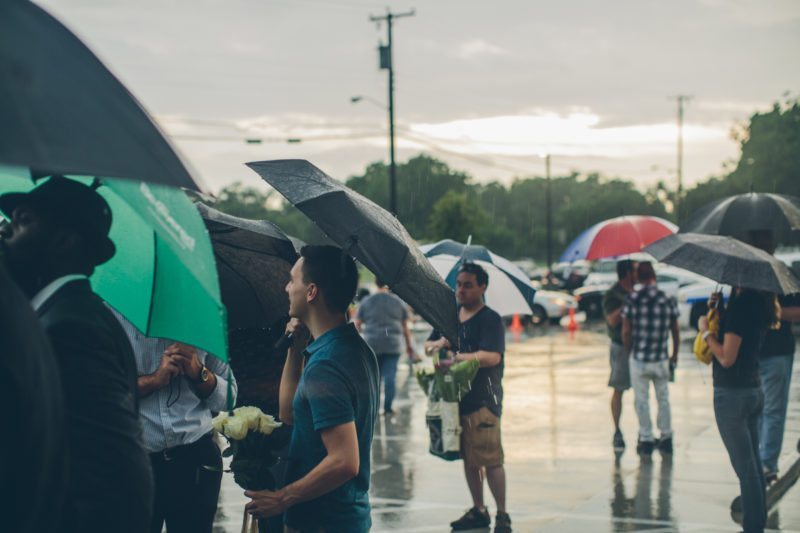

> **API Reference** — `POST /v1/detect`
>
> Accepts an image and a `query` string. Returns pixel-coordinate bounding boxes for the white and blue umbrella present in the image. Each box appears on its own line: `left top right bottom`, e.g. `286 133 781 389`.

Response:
419 239 537 317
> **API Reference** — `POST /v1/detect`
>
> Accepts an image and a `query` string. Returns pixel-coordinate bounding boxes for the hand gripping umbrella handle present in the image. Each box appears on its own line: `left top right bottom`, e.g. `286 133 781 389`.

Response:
274 332 294 353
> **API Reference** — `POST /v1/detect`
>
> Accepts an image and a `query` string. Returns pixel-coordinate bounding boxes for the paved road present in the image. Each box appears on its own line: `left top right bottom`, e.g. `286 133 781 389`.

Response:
214 328 800 532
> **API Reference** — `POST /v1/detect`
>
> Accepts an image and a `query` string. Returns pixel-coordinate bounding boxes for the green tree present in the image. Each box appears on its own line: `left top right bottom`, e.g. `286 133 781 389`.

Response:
727 97 800 195
346 154 471 238
426 191 489 243
683 95 800 217
212 182 326 244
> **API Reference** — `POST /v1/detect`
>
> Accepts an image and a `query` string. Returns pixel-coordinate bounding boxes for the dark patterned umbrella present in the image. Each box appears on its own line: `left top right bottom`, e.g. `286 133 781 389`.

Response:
197 203 298 330
681 193 800 236
0 1 200 190
644 233 800 295
246 159 459 344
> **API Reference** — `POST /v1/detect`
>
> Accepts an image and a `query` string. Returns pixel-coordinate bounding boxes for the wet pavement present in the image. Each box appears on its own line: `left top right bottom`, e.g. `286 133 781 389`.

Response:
214 327 800 532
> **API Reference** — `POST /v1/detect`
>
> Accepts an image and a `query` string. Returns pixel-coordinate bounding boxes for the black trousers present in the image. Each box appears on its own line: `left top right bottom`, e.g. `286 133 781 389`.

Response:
149 433 222 533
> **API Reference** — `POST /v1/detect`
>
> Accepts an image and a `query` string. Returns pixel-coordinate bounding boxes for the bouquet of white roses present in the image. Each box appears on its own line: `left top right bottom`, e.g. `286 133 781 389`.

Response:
212 406 285 491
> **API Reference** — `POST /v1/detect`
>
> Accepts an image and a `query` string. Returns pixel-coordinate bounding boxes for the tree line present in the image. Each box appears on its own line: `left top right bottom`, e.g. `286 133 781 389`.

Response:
213 96 800 263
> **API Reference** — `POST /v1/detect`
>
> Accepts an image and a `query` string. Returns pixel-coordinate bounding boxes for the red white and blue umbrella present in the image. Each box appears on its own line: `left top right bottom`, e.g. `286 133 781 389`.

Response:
559 216 678 263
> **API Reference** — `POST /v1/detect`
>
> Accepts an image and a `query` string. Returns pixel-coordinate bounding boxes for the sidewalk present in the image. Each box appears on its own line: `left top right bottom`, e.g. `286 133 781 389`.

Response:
214 329 800 532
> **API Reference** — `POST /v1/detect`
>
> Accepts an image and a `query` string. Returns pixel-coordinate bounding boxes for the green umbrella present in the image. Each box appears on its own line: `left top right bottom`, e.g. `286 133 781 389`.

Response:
0 166 228 361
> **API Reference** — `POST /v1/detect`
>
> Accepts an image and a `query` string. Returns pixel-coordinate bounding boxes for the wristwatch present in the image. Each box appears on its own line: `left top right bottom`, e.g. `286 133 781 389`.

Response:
196 365 210 383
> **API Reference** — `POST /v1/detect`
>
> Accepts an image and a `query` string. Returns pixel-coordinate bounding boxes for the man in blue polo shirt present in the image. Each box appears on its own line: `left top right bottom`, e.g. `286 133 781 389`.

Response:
245 245 379 532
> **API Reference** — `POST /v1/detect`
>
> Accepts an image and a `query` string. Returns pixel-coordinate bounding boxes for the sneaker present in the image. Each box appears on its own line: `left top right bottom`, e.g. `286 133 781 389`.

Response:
764 468 778 486
450 507 491 530
494 511 512 533
636 440 654 456
613 430 625 452
658 437 673 454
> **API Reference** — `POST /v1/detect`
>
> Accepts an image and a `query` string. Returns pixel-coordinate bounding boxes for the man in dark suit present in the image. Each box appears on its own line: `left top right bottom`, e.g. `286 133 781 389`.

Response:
0 176 153 532
0 261 66 533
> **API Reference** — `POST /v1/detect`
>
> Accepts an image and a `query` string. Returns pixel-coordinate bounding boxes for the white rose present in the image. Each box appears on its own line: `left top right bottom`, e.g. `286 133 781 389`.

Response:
211 411 229 433
414 363 434 376
234 406 263 430
258 414 282 435
225 416 248 440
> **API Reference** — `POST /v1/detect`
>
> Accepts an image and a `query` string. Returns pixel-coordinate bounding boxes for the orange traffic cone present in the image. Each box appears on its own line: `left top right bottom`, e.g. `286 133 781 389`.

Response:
510 313 523 342
567 308 579 339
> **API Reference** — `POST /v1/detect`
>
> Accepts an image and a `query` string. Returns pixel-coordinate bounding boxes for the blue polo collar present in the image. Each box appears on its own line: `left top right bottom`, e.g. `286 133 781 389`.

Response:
303 322 359 360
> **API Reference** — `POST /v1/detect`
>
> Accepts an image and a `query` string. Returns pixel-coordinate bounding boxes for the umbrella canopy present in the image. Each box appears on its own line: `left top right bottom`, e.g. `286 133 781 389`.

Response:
681 192 800 236
420 239 536 317
197 203 297 331
643 233 800 295
0 263 65 533
0 168 227 360
0 1 201 191
246 159 459 344
560 216 678 262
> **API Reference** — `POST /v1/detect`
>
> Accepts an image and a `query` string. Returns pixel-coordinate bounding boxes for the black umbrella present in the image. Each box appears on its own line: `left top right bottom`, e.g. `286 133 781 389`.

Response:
0 1 200 190
197 203 298 330
644 233 800 295
246 159 459 344
681 192 800 235
0 263 65 533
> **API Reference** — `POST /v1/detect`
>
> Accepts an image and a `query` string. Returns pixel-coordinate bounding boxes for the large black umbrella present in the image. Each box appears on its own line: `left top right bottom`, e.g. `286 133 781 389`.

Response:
246 159 459 344
681 192 800 235
644 233 800 295
197 203 298 330
0 263 65 533
0 1 200 190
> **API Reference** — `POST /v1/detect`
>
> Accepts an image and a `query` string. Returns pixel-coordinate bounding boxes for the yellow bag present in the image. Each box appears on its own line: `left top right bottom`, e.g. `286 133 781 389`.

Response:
693 308 718 365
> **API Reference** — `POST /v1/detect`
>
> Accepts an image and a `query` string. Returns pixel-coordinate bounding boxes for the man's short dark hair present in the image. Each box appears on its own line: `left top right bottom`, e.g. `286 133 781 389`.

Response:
300 245 358 313
637 261 656 282
616 260 635 280
458 262 489 287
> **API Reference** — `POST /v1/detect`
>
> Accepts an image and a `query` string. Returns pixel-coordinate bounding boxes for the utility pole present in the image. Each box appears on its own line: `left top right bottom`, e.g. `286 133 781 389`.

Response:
545 154 553 272
370 8 414 215
671 95 692 222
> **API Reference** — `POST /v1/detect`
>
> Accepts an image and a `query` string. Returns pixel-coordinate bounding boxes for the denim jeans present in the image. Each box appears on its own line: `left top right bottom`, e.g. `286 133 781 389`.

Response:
377 353 400 412
759 354 794 473
714 386 766 533
630 359 672 442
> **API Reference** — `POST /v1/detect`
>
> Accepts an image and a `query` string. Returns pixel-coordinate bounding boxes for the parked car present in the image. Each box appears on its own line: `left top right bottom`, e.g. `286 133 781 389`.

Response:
531 290 579 325
678 283 731 330
574 282 611 319
581 260 617 287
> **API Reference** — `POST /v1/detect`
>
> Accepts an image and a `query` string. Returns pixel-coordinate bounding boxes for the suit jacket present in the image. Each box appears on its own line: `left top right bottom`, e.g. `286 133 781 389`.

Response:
36 279 153 533
0 265 66 533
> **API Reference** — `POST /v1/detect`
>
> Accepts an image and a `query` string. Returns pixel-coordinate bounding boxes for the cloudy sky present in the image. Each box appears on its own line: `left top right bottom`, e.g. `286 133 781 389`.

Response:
39 0 800 193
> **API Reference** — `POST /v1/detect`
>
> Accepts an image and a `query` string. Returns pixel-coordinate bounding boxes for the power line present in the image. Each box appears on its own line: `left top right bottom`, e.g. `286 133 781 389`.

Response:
369 8 415 215
170 131 385 143
670 94 693 221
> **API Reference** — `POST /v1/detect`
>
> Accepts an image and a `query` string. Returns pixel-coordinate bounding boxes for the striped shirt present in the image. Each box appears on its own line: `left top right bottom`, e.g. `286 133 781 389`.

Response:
111 308 237 453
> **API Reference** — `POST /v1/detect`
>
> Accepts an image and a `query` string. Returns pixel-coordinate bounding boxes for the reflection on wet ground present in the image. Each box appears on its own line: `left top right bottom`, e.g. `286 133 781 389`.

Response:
215 327 800 532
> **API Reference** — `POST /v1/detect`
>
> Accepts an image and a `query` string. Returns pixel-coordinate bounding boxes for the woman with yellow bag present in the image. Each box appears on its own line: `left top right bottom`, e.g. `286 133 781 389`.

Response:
699 289 779 533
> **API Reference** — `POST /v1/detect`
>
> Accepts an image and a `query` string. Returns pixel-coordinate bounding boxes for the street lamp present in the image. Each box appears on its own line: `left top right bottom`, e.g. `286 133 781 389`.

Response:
540 153 553 272
350 95 386 110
